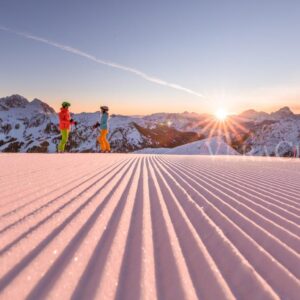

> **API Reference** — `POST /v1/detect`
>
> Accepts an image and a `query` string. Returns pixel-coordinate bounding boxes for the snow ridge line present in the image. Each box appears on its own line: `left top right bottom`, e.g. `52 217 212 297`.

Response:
0 158 129 234
0 158 133 256
146 158 199 300
0 159 105 209
190 161 300 224
0 154 299 300
150 156 279 300
149 157 237 299
197 159 300 200
114 159 147 300
0 157 90 191
158 157 300 277
194 162 300 217
160 157 300 238
69 158 141 299
26 158 141 300
0 157 136 293
185 158 300 208
156 156 300 298
195 160 300 206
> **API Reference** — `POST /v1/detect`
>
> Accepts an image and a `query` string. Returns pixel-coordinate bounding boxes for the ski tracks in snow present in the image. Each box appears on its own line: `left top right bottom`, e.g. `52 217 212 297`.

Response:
0 153 299 300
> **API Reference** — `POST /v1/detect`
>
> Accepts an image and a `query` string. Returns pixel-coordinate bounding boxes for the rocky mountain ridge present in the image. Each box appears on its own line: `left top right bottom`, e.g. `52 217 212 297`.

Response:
1 94 299 156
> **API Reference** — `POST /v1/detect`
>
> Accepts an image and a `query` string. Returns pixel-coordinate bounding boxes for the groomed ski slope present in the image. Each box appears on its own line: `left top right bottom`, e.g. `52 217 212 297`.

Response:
0 154 299 300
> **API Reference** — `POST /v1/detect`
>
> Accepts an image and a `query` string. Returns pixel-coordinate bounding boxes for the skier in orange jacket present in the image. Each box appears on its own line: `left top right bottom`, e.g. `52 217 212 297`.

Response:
58 101 76 152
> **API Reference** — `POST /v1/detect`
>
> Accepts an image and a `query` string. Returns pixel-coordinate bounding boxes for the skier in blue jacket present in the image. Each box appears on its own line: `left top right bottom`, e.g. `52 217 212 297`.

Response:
93 106 111 152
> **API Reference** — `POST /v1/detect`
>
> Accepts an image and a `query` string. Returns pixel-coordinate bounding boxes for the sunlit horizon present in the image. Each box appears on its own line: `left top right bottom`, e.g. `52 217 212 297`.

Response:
2 92 299 116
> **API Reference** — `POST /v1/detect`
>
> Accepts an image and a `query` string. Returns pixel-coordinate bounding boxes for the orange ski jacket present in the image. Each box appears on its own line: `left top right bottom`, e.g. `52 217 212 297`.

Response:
58 108 74 130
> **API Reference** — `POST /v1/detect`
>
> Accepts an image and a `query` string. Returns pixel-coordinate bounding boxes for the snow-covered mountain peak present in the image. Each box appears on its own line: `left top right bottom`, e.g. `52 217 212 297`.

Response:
0 95 56 115
239 109 270 121
270 106 294 120
239 106 297 122
0 94 29 110
29 99 55 114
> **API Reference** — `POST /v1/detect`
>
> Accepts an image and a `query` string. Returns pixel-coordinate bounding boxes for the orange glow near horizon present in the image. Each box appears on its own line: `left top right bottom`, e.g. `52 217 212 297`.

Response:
7 92 300 115
67 102 300 116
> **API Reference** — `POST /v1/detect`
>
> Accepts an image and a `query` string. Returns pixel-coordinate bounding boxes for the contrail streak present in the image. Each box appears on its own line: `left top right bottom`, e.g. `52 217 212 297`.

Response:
0 25 204 98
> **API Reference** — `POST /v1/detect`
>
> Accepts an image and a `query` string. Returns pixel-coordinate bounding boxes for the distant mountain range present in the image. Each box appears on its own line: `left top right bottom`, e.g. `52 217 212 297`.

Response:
134 136 239 155
1 94 300 156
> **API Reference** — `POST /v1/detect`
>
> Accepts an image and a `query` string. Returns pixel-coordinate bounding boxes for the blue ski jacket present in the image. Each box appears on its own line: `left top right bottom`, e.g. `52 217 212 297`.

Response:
100 112 109 130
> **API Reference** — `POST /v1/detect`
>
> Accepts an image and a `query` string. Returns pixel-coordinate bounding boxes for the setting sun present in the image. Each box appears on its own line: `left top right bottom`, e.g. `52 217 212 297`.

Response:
215 108 228 121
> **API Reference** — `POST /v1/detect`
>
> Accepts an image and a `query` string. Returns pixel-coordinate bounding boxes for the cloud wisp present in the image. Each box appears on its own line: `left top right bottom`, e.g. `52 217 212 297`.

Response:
0 25 204 98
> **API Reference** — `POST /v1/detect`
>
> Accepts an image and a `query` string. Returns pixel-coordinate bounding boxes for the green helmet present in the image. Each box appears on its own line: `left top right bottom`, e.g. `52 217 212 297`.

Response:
62 101 71 108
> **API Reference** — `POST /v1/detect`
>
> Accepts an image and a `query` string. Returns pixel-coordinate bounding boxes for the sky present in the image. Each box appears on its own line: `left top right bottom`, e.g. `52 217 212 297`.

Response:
1 0 300 115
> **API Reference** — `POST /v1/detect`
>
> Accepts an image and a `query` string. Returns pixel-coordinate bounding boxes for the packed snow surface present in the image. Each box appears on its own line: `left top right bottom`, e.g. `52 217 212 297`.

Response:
0 153 299 300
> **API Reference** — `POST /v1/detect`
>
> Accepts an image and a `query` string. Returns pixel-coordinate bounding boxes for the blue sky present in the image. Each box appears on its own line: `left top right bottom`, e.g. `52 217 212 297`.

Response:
1 0 300 114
